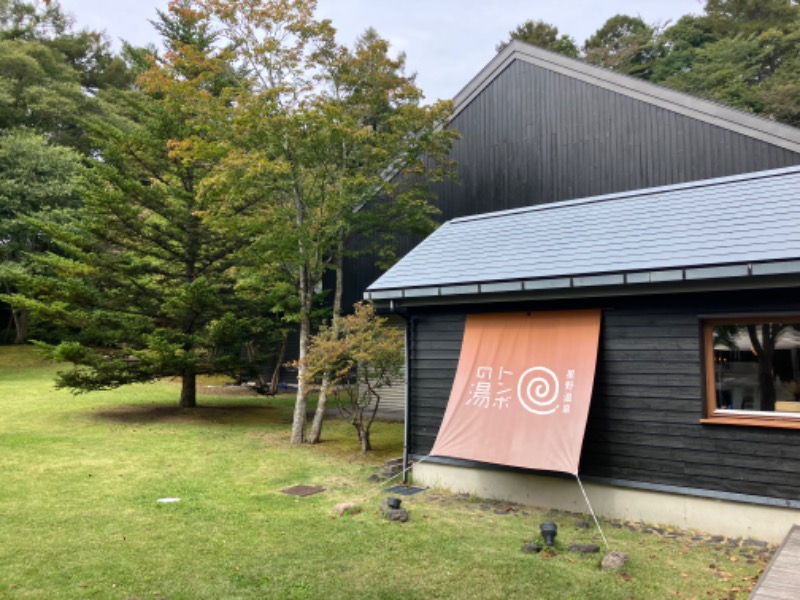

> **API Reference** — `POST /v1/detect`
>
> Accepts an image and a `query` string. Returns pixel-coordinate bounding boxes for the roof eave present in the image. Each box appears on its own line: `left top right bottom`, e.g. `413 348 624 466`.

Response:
365 259 800 306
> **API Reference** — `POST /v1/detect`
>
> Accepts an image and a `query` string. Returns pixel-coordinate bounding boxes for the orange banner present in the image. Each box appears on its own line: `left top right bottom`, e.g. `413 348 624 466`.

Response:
430 310 602 475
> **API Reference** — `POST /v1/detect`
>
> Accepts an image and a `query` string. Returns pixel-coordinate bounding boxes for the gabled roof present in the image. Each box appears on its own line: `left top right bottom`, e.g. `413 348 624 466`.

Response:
365 166 800 301
452 40 800 154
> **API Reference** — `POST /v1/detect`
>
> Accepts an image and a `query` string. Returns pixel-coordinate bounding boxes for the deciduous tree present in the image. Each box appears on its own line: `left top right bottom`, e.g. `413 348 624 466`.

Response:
0 0 134 150
0 130 81 343
189 0 455 444
303 302 403 452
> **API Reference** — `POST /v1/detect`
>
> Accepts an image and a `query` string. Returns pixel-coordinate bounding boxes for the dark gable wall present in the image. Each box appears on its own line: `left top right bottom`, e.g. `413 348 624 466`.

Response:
437 60 800 215
343 59 800 309
408 287 800 502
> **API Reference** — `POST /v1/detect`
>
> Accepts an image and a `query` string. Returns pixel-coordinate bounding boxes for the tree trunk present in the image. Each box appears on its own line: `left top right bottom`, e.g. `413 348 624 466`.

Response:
269 331 288 395
180 366 197 408
12 308 29 345
748 324 777 411
309 375 330 443
358 426 371 453
291 265 311 444
308 235 345 444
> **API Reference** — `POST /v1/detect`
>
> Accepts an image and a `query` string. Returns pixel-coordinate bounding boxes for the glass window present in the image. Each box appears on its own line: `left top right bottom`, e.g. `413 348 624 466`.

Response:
704 319 800 427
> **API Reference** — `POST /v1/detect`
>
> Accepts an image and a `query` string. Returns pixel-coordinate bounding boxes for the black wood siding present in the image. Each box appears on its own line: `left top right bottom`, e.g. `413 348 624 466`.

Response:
440 60 800 216
408 287 800 502
343 59 800 309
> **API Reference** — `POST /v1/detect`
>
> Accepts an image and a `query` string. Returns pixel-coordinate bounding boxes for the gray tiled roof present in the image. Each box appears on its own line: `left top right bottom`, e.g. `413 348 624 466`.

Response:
366 166 800 299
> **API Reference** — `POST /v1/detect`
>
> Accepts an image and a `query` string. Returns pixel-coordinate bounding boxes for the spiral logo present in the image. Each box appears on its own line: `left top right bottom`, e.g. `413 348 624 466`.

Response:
517 366 560 415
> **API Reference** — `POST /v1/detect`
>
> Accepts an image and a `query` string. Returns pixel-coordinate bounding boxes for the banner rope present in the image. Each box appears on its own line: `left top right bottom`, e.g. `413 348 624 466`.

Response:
576 474 609 549
355 454 433 503
361 459 610 551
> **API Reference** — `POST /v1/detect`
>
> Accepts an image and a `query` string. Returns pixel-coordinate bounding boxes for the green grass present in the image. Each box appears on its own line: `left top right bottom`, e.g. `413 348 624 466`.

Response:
0 345 773 599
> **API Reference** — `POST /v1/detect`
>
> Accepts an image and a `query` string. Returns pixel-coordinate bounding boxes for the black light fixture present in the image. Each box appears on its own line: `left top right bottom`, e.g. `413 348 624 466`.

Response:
387 497 402 510
540 522 558 546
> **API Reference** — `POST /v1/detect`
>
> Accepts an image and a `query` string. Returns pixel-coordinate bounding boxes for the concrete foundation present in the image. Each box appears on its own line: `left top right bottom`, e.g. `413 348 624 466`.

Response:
413 462 800 543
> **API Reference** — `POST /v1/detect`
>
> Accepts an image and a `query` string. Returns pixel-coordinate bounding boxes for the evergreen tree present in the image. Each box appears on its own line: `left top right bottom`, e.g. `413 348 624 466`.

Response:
9 89 262 407
583 14 662 79
496 19 578 57
497 1 800 126
7 4 263 407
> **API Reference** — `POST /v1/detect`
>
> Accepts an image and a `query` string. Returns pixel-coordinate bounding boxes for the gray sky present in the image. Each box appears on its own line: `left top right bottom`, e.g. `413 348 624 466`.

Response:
58 0 705 101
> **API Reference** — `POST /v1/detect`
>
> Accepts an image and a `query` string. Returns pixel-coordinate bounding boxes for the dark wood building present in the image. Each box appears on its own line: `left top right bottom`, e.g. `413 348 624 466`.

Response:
345 41 800 308
361 43 800 541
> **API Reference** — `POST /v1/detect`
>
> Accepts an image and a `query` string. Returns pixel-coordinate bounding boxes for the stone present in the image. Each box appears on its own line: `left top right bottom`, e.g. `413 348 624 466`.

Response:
744 539 768 548
708 535 725 543
575 520 590 529
569 544 601 553
383 458 404 477
521 543 542 554
601 551 630 571
386 508 409 522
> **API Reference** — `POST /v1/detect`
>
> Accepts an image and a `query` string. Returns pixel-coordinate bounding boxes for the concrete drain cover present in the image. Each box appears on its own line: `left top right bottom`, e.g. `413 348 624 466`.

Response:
281 485 325 497
385 485 427 496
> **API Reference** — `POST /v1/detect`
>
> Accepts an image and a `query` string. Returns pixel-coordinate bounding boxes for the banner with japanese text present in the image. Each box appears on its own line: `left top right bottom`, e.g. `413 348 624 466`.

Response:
430 310 602 475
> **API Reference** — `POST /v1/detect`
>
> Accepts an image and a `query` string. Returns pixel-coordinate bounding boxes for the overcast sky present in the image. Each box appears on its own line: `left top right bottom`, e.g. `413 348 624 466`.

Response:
58 0 705 101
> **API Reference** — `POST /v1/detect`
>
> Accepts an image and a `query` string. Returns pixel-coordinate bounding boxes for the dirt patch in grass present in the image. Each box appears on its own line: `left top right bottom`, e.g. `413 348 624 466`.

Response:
197 384 264 397
89 403 287 426
159 375 268 398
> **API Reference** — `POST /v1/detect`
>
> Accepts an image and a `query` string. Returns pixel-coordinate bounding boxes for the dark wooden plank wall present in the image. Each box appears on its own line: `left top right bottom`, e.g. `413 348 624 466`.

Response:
439 60 800 215
408 288 800 501
342 60 800 309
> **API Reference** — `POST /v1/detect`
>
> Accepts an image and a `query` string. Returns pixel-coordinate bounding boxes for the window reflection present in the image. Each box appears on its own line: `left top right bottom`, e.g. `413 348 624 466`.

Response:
712 322 800 414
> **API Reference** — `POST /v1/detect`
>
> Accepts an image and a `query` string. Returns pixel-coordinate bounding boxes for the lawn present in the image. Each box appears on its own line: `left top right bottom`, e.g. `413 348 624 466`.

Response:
0 346 773 599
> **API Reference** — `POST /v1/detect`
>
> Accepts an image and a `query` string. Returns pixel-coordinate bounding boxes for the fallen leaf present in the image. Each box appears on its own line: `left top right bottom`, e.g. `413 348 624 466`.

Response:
681 573 689 578
729 556 738 562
